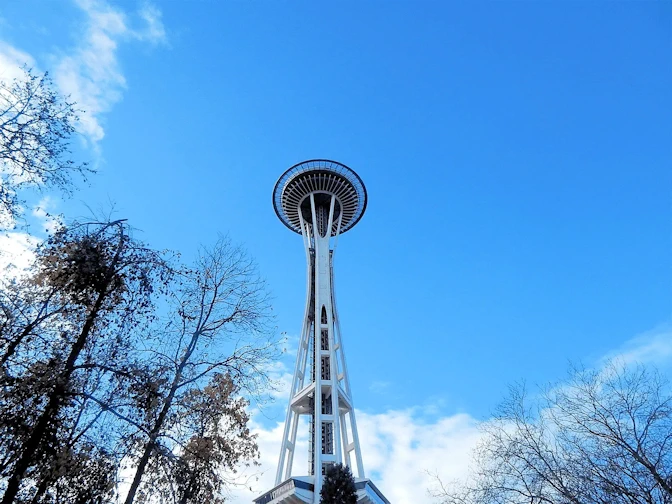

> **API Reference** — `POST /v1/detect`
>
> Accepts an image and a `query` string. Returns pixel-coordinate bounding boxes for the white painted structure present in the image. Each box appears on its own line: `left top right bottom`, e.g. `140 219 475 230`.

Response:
255 160 389 504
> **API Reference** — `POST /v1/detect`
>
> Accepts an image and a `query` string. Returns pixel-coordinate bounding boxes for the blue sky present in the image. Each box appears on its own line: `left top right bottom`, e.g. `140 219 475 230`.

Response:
1 1 671 501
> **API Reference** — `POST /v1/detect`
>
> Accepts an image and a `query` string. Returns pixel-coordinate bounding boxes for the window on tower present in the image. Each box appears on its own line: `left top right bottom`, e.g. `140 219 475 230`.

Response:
321 393 333 415
322 422 334 455
321 356 330 380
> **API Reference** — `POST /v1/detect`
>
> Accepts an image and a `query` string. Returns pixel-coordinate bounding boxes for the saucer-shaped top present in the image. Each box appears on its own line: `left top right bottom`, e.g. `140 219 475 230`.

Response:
273 159 367 236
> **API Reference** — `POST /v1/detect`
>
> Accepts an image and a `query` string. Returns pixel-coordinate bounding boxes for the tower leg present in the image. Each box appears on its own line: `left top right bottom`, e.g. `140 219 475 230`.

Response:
273 192 366 502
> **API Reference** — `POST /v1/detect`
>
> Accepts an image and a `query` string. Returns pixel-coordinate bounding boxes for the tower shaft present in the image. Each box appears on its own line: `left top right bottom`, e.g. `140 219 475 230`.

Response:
258 159 389 504
276 192 364 501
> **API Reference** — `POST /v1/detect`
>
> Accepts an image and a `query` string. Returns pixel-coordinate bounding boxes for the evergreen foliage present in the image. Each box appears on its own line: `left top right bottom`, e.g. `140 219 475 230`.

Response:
320 463 357 504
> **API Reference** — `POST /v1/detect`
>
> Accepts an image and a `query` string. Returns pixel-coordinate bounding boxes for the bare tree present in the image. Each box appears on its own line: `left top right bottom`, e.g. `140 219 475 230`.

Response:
0 68 90 227
432 364 672 504
0 220 170 504
0 229 276 504
161 373 258 504
122 237 278 504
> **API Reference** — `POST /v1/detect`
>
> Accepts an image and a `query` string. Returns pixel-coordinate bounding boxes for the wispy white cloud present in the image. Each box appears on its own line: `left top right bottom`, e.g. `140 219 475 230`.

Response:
0 41 34 80
54 0 167 145
358 409 482 503
0 231 38 279
225 407 482 504
31 197 62 234
137 3 167 45
0 1 166 146
601 325 672 368
0 199 60 280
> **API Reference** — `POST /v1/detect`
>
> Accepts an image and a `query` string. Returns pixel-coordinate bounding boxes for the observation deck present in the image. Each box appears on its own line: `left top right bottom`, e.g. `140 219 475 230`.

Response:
272 159 367 236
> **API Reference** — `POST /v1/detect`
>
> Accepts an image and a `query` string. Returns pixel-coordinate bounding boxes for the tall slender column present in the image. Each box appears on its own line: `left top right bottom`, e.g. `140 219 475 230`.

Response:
269 160 372 504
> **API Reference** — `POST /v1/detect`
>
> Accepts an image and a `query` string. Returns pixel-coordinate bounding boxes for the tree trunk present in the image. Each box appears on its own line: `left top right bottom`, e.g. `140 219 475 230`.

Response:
178 476 196 504
1 288 107 503
1 228 124 504
29 475 48 504
123 332 200 504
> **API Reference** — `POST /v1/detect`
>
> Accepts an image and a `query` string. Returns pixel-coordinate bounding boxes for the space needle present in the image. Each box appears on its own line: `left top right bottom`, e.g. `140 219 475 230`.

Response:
255 160 389 504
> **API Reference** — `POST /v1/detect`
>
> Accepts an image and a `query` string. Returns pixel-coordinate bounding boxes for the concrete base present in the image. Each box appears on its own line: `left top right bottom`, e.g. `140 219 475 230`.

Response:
254 477 390 504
